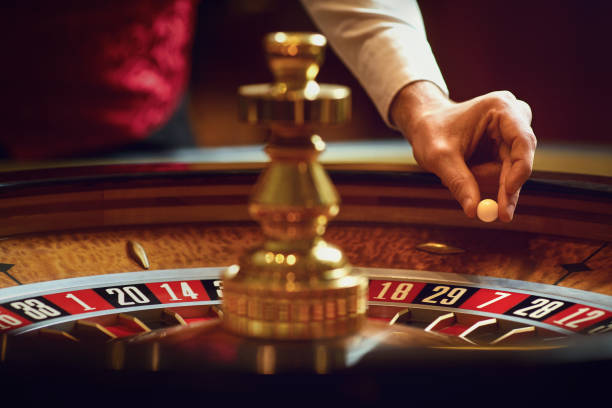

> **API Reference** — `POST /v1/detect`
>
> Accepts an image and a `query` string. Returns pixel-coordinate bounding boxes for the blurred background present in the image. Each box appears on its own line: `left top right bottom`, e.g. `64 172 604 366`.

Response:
189 0 610 148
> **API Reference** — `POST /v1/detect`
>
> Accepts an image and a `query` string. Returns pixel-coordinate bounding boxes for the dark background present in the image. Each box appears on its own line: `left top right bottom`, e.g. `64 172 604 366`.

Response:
189 0 611 148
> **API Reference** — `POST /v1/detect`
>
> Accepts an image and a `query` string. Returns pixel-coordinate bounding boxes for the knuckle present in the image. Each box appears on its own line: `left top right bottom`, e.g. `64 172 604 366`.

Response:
496 90 517 102
519 129 537 152
518 99 532 114
517 99 533 121
517 157 534 176
489 90 517 110
497 90 517 101
527 131 537 150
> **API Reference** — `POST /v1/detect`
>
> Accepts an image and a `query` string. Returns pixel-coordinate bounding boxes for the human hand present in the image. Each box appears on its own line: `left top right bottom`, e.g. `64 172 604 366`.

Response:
390 81 536 222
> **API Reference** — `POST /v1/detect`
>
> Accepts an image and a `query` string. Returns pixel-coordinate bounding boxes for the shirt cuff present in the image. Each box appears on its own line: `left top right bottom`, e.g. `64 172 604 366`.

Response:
356 25 448 128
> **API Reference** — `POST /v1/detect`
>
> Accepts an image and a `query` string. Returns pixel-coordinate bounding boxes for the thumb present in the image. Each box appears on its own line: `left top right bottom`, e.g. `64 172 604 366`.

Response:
431 154 480 218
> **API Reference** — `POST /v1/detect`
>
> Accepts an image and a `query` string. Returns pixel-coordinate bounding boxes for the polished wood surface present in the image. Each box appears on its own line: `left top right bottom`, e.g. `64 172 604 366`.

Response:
0 221 609 296
1 167 610 239
0 163 609 297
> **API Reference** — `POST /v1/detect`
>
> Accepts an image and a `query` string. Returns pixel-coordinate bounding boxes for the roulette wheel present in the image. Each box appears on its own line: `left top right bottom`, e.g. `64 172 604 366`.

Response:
0 33 610 405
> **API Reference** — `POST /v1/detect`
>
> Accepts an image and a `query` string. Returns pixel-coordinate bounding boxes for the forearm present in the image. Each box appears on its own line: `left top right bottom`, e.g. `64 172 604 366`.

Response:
301 0 448 126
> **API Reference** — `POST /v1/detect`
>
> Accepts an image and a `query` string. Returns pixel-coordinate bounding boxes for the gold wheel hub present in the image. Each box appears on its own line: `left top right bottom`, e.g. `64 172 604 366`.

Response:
223 32 366 339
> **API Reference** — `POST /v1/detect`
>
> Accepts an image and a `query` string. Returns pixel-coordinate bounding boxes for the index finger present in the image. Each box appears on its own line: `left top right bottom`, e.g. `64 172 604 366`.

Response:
498 149 520 222
497 103 537 195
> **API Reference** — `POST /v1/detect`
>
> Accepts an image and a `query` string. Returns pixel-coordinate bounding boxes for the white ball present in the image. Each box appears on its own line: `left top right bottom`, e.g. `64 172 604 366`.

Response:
477 199 498 222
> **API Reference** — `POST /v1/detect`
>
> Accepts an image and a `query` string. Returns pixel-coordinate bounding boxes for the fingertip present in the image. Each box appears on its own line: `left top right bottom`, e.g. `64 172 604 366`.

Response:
498 189 519 223
433 156 480 219
462 197 476 218
499 203 516 223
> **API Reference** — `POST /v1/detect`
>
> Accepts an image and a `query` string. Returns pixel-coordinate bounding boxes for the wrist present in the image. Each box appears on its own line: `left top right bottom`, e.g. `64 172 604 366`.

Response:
390 81 451 143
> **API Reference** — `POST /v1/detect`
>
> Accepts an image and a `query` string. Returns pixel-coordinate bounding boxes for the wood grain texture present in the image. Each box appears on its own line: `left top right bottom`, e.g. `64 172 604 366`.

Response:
0 272 16 287
0 221 608 296
1 168 610 240
0 165 609 298
326 224 610 294
0 223 260 285
562 243 612 294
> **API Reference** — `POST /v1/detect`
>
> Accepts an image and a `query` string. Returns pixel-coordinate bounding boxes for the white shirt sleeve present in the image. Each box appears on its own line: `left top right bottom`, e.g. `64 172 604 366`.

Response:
300 0 448 127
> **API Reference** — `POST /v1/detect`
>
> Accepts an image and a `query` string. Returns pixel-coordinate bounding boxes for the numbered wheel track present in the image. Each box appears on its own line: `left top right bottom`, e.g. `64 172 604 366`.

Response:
1 267 610 367
0 156 610 402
